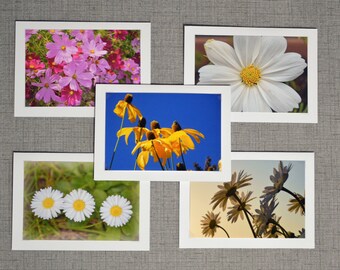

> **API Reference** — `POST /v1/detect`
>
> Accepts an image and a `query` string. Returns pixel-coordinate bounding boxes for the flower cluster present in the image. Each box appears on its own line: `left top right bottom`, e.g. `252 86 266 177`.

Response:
200 161 305 238
30 187 132 227
25 29 140 106
108 93 205 170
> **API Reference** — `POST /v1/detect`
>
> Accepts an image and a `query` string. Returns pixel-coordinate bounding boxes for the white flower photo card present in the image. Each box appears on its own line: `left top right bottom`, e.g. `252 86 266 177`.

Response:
12 153 150 251
184 26 317 123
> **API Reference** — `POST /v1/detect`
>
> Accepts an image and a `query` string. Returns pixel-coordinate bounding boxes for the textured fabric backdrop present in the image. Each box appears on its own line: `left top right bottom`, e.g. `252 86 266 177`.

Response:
0 0 339 269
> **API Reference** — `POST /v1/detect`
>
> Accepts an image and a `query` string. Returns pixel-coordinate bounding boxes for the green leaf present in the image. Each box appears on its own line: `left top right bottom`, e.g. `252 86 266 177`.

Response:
54 180 72 194
92 189 107 206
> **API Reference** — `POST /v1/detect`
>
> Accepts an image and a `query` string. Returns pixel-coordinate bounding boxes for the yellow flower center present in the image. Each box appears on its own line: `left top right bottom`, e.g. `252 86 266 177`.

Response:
72 74 77 79
29 64 34 69
61 45 66 51
240 65 261 86
44 83 49 87
73 199 86 211
42 197 54 209
110 205 123 217
50 30 55 34
80 30 85 33
69 90 74 95
90 49 95 54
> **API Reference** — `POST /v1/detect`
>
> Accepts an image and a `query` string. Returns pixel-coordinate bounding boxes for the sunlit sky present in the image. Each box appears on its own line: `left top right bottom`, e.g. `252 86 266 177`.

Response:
105 92 221 171
190 160 305 238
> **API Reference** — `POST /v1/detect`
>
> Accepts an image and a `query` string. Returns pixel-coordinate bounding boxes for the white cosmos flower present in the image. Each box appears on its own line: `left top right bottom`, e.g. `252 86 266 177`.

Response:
30 187 64 220
63 189 95 222
100 195 133 227
198 36 307 112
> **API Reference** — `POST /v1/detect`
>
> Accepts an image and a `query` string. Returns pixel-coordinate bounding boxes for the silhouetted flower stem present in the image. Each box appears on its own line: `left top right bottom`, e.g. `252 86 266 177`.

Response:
282 187 305 213
134 127 144 170
269 219 289 238
216 225 230 238
179 139 187 170
233 194 257 238
109 108 126 170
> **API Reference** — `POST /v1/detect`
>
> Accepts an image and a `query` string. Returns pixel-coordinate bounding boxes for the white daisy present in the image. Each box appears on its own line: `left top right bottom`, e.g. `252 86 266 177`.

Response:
30 187 64 220
198 36 307 112
100 195 133 227
63 189 95 222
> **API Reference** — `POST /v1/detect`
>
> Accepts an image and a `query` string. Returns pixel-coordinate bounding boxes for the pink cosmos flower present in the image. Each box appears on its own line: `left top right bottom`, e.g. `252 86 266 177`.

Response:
131 38 140 53
59 61 93 90
113 30 129 40
122 59 140 75
48 29 64 35
82 39 107 58
89 58 110 75
26 59 45 78
32 68 61 103
25 30 38 42
108 50 123 70
48 59 64 74
46 34 78 64
71 30 95 41
60 86 82 106
131 74 140 84
104 73 119 84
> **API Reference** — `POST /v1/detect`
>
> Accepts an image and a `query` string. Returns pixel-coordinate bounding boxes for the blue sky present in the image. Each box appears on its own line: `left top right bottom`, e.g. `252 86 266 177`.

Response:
105 92 221 171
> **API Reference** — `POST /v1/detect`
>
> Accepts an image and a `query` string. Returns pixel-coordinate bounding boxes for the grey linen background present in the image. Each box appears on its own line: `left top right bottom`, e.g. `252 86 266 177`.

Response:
0 0 339 269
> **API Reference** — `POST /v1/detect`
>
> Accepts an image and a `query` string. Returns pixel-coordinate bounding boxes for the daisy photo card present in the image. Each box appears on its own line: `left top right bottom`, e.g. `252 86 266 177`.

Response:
179 152 315 249
184 26 318 123
94 84 231 182
15 21 151 117
12 153 150 251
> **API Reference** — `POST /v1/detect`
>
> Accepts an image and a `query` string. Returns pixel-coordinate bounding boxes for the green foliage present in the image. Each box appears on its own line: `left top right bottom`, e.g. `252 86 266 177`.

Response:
23 161 140 241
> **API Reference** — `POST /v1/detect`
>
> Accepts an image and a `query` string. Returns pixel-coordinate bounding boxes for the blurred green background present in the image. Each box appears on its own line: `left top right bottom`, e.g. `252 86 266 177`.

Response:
23 161 140 241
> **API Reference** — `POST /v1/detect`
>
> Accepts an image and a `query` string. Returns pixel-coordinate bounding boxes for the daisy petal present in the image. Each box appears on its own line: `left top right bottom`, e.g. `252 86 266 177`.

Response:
204 39 242 70
254 36 287 69
198 65 240 84
258 80 301 112
242 86 272 112
262 52 307 81
234 36 262 67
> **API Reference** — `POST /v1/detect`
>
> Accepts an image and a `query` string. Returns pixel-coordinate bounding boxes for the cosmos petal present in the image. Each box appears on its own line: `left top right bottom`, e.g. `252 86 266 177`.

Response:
198 65 240 84
234 36 262 67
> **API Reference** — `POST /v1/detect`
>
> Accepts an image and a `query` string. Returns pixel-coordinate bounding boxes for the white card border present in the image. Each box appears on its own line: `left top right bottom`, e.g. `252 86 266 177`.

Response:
94 84 231 182
179 152 315 249
184 26 318 123
12 152 150 251
14 21 151 117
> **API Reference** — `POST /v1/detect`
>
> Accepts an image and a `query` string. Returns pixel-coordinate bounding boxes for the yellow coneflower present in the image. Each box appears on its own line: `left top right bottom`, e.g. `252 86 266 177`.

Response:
117 117 149 145
113 93 142 123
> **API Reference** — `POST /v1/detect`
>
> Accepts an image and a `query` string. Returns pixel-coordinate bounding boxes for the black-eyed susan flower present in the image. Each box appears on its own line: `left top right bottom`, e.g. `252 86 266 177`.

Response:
30 187 64 220
211 170 252 211
167 121 204 157
132 131 173 170
113 93 142 123
100 195 132 227
227 191 255 223
62 189 95 222
201 211 230 237
150 120 173 138
117 117 150 145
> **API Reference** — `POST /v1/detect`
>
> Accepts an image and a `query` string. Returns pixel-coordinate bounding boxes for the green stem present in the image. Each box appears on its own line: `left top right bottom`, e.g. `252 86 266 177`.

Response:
108 108 126 170
282 187 305 213
216 225 230 238
233 194 257 238
270 220 289 238
179 139 187 170
151 141 164 171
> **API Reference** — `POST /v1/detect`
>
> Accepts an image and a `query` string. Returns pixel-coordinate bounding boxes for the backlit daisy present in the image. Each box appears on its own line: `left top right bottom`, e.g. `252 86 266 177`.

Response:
100 195 133 227
287 193 305 215
198 36 307 112
227 191 255 223
114 94 142 123
30 187 64 220
201 211 225 237
63 189 95 222
211 170 252 211
253 198 278 236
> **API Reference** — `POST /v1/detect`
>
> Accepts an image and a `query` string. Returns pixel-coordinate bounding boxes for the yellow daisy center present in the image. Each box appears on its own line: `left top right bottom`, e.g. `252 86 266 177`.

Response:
73 199 86 211
42 197 54 209
61 45 66 51
110 205 123 217
240 65 261 86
